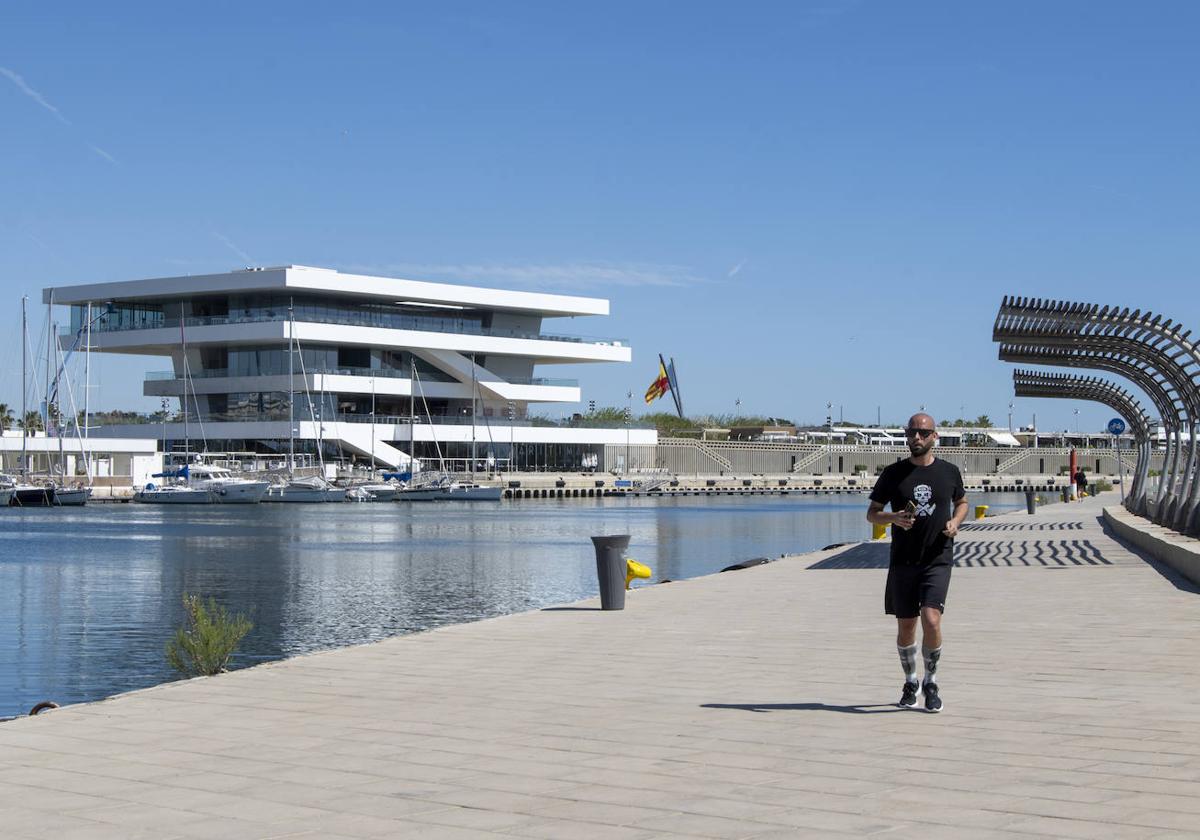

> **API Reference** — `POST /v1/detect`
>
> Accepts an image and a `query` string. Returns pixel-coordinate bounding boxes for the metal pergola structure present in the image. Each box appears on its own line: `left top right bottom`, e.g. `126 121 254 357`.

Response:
1011 369 1152 512
994 297 1200 536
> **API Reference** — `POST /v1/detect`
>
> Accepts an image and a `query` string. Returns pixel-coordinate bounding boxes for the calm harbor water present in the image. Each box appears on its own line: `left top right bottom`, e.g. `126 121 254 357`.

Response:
0 492 1029 718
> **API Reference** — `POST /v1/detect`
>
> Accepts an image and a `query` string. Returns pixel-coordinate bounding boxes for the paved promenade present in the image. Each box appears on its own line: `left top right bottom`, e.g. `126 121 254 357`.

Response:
3 492 1199 839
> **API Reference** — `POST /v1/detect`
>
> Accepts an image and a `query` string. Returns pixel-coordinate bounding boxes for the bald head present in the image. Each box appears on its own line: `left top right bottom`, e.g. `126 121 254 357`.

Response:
908 413 936 430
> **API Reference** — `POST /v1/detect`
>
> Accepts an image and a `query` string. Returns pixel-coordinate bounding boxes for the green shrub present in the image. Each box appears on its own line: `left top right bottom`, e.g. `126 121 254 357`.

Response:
166 594 252 677
1096 479 1113 492
853 464 868 473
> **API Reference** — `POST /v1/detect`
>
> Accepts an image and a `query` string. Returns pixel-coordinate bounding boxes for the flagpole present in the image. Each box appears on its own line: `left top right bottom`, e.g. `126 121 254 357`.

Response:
625 390 632 475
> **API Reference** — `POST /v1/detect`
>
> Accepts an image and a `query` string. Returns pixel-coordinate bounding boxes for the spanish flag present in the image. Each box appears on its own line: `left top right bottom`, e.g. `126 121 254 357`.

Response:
645 358 670 405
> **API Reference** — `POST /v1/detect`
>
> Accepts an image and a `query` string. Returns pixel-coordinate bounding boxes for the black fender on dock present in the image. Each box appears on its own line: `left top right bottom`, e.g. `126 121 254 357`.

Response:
720 557 771 572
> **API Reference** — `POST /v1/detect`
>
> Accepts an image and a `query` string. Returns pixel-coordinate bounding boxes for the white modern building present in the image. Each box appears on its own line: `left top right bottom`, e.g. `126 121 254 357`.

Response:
46 265 655 471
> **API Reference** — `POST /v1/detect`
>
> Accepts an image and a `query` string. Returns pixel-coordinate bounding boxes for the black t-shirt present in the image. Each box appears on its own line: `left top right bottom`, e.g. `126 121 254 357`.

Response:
869 458 966 565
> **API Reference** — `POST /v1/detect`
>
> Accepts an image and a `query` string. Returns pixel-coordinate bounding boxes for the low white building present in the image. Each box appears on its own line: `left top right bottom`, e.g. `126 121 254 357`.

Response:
1 431 159 487
46 265 656 471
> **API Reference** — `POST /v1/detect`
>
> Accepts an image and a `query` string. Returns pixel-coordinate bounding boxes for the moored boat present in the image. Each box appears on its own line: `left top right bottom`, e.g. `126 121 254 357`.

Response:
10 484 55 507
134 464 269 504
442 482 504 501
134 484 214 504
51 486 92 506
265 475 346 503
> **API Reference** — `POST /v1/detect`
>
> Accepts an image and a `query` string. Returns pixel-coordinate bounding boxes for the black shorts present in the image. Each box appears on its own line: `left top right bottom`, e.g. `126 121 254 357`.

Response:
884 558 952 618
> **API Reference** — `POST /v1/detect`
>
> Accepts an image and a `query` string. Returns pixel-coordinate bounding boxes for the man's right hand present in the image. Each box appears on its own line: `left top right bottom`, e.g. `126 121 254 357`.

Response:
892 511 916 530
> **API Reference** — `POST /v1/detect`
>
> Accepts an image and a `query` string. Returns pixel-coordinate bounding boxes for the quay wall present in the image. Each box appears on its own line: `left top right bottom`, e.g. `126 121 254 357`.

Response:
607 439 1157 478
1104 505 1200 588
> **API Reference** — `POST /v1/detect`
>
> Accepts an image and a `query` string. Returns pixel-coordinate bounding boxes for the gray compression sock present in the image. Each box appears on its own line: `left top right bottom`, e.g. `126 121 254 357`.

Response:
897 643 918 683
922 644 942 685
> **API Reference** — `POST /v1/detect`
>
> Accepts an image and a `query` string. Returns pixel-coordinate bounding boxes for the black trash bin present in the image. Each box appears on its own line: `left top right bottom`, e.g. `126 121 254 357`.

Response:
590 535 630 611
1025 489 1036 515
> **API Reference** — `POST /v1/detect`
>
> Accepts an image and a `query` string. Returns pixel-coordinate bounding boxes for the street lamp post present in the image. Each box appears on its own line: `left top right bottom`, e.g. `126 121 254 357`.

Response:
1008 402 1014 434
625 390 633 474
826 401 833 474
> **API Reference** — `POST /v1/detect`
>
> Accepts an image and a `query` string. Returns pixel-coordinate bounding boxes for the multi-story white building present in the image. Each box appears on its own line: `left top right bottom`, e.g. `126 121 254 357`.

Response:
46 265 655 471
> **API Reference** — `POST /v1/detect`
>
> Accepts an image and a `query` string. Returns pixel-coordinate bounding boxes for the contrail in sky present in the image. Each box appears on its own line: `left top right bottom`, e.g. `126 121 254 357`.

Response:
213 232 255 265
88 144 119 165
728 260 746 278
0 66 71 124
343 261 704 290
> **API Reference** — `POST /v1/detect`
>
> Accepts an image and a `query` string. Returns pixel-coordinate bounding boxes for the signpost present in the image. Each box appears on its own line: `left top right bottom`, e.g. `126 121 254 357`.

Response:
1108 418 1127 502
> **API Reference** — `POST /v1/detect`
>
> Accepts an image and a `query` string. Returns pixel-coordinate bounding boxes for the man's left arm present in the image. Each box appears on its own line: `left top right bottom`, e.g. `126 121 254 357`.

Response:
943 497 968 538
943 469 968 538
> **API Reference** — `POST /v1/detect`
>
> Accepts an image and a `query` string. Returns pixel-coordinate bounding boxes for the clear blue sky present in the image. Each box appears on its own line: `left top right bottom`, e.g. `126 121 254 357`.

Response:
2 1 1197 433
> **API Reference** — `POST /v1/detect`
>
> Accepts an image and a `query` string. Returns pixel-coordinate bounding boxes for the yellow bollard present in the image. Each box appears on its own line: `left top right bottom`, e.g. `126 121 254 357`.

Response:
974 504 988 520
872 523 888 540
625 558 651 590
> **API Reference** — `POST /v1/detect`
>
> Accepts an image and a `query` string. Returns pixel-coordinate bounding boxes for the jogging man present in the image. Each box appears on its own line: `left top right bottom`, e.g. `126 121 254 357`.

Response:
866 413 968 712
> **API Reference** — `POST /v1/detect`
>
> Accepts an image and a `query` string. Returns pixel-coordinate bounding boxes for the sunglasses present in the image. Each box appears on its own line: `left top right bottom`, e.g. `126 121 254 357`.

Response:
904 428 935 438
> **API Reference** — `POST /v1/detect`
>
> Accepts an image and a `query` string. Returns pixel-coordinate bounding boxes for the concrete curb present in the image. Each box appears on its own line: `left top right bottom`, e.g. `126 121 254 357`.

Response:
1103 504 1200 587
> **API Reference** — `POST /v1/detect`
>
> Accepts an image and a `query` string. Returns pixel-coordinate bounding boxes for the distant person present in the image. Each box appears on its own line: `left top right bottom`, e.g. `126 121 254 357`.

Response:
866 413 968 713
1074 467 1088 498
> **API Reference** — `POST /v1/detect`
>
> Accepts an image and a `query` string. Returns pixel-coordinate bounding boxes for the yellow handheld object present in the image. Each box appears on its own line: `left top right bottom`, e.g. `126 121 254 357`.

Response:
625 558 651 590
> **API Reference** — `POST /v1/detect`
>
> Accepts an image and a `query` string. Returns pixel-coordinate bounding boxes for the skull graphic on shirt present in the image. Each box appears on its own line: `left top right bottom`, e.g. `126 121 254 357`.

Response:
913 484 936 517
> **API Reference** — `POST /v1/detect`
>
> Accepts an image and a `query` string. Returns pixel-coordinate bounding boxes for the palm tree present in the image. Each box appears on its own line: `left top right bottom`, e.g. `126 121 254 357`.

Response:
0 403 12 432
22 410 42 432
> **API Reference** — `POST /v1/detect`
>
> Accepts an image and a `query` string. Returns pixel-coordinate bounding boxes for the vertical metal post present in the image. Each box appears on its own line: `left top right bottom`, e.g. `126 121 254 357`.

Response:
1115 432 1126 503
826 401 833 474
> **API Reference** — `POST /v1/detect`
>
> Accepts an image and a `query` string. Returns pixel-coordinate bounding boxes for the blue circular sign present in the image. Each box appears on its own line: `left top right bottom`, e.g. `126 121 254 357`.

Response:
1107 418 1126 435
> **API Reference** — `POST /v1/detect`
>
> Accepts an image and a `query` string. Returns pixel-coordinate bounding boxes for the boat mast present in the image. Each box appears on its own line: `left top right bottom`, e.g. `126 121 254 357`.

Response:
54 321 65 484
21 296 27 477
470 353 476 478
45 290 53 461
84 302 91 441
288 299 294 476
180 303 188 463
370 373 376 479
409 356 415 474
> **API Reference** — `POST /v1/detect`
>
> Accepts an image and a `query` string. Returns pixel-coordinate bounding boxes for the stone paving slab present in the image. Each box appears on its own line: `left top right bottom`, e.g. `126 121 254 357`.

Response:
2 491 1199 839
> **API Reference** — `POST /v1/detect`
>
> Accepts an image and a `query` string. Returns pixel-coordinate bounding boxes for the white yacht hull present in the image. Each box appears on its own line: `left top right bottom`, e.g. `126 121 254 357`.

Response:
209 481 271 503
265 486 330 503
52 488 91 506
443 485 504 501
361 484 398 501
134 487 215 504
394 487 447 501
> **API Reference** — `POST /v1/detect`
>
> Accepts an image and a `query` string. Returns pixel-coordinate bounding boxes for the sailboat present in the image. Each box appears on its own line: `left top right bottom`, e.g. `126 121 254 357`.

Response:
389 355 500 501
8 296 62 507
44 291 92 505
134 464 214 503
134 463 269 503
135 304 268 504
264 303 346 502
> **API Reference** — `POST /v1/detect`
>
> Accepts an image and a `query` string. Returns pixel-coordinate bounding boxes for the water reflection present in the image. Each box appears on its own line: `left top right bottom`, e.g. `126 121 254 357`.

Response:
0 492 1028 717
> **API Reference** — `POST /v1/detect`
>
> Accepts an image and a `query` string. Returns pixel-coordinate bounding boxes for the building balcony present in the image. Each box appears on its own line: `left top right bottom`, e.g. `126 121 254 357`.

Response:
69 310 626 348
143 370 582 404
144 369 578 387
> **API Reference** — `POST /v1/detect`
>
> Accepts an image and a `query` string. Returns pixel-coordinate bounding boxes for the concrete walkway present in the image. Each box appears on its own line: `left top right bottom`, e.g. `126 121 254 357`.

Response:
2 492 1199 839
